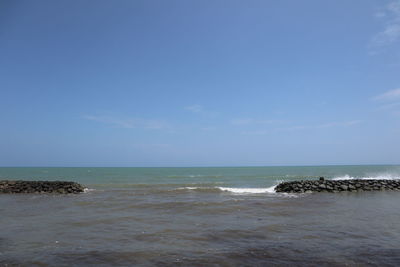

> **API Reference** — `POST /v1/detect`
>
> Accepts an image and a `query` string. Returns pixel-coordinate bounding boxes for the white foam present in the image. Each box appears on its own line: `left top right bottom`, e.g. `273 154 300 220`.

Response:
332 174 399 180
217 186 276 194
177 185 302 198
83 188 96 193
178 186 276 194
332 175 354 180
179 187 199 190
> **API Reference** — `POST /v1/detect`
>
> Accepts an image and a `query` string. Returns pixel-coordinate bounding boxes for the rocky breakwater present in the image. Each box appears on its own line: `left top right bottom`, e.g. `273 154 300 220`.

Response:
0 180 85 194
275 178 400 193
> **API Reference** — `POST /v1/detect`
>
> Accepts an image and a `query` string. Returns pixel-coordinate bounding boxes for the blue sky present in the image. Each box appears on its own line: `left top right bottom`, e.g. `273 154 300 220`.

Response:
1 0 400 167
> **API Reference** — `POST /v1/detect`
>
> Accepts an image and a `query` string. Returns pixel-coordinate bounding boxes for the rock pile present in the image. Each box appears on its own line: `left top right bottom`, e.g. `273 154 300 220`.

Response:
275 179 400 193
0 180 85 194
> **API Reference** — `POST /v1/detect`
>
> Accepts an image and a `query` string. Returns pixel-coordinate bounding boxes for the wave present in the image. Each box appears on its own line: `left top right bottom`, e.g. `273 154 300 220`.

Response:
332 174 400 181
177 185 301 198
217 187 276 194
83 188 96 193
83 184 304 198
178 185 278 194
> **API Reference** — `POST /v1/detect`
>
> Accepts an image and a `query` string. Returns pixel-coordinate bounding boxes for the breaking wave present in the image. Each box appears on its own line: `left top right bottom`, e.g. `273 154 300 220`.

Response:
83 188 96 193
178 184 279 195
217 186 276 194
332 174 400 180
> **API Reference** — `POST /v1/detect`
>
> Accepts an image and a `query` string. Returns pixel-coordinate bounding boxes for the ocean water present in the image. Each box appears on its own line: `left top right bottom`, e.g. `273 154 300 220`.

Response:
1 165 400 266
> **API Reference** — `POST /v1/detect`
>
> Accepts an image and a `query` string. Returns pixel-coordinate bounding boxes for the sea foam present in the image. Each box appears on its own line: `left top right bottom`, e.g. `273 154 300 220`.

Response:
332 174 400 181
178 185 278 194
217 186 276 194
83 188 96 193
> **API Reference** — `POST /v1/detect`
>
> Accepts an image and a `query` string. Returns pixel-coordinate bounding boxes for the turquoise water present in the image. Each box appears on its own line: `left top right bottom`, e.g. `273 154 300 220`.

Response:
1 165 399 188
1 165 400 266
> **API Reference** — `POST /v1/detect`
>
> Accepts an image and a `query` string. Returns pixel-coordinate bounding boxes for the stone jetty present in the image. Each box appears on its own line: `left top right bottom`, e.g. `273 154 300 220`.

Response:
275 178 400 193
0 180 85 194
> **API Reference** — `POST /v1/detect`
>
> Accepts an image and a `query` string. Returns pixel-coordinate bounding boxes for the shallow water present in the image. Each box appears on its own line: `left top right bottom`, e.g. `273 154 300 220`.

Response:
1 166 400 266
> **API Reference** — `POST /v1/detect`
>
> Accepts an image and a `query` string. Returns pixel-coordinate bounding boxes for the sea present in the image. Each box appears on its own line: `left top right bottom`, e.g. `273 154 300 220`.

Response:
1 165 400 266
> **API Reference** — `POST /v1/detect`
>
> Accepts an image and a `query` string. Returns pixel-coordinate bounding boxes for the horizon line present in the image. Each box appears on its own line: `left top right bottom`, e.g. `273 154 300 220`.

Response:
0 164 399 168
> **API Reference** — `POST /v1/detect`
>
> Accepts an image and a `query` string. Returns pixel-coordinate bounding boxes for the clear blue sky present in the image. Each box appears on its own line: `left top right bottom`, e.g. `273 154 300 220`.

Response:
1 0 400 167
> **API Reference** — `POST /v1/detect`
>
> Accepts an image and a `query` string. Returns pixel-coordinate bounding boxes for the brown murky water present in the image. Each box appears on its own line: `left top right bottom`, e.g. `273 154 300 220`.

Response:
1 166 400 266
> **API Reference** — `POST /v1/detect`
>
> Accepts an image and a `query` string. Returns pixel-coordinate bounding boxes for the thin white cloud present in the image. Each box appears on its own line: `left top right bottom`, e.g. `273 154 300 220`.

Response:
316 120 362 128
375 11 387 19
184 104 219 117
83 115 169 130
275 125 308 131
370 0 400 50
201 126 217 131
373 88 400 101
373 88 400 115
276 121 362 131
389 0 400 14
372 24 400 46
231 118 280 125
240 120 361 134
377 101 400 110
241 130 270 135
132 143 172 149
184 104 203 113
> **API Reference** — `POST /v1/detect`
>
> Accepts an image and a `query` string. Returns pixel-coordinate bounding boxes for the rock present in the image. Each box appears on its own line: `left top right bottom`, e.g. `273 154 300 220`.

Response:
0 181 85 194
340 185 348 191
275 179 400 193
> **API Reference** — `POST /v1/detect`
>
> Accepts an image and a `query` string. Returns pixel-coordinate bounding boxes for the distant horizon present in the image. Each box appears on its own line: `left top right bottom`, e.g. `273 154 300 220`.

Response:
1 163 399 168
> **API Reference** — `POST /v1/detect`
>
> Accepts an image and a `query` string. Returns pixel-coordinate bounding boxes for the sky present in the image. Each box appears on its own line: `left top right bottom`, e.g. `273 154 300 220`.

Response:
1 0 400 167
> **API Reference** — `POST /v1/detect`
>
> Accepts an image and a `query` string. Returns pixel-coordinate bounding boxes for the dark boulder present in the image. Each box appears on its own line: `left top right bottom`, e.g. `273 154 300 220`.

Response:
0 180 85 194
275 179 400 193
